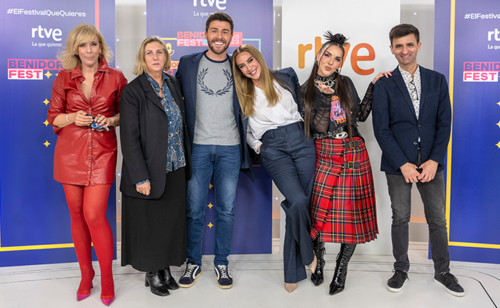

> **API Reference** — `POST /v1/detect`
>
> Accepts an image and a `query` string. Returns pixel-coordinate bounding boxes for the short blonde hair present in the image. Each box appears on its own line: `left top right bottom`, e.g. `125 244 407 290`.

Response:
57 24 112 71
133 36 171 76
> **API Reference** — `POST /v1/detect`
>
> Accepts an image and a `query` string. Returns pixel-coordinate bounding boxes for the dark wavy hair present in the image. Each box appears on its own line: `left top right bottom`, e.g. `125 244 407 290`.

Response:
303 31 355 139
205 12 234 34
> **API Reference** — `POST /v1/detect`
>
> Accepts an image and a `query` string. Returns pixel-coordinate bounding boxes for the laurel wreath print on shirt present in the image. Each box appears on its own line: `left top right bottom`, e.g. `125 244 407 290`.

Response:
197 68 233 97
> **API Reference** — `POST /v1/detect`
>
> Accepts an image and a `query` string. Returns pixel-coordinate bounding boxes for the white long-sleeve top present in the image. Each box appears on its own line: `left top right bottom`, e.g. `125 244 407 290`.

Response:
246 81 303 153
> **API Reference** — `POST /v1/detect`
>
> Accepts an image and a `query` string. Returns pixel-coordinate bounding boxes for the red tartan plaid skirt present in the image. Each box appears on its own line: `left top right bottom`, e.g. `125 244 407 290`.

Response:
310 137 378 244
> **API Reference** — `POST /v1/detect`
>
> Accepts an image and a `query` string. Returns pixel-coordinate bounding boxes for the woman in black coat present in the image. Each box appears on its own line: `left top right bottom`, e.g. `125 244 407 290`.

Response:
120 36 191 297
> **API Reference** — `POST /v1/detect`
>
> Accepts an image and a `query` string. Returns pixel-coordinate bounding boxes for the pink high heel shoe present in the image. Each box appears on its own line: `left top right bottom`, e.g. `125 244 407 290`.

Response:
101 296 115 306
76 283 93 301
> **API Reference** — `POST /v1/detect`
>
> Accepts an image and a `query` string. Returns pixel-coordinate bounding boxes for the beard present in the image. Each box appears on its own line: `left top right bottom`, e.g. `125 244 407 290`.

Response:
208 39 230 55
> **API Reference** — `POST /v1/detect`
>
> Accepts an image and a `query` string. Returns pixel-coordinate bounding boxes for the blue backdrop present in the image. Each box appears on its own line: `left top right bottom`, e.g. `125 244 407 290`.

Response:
434 0 500 264
0 0 117 267
146 0 274 255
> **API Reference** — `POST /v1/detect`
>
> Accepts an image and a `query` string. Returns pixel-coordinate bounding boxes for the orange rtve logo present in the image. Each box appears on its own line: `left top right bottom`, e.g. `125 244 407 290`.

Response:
298 37 375 76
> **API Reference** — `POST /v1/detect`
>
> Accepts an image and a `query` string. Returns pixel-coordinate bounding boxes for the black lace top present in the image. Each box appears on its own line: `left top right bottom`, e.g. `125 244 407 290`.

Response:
300 75 374 139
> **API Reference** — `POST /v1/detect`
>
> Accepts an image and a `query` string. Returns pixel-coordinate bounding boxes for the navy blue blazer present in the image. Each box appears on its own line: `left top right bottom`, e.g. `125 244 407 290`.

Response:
372 66 451 175
175 51 253 180
272 67 303 113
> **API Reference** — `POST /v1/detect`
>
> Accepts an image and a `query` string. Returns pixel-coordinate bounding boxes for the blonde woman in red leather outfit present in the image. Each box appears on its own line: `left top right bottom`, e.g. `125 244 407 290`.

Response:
47 24 127 306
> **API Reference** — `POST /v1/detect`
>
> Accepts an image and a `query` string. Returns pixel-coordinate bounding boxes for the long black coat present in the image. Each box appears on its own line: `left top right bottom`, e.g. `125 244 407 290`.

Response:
120 73 192 199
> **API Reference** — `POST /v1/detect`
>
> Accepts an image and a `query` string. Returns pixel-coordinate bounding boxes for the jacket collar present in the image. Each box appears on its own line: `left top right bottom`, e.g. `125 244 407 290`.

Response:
70 57 110 79
138 73 164 111
393 65 429 120
393 66 416 119
419 66 429 112
194 50 231 63
192 51 205 63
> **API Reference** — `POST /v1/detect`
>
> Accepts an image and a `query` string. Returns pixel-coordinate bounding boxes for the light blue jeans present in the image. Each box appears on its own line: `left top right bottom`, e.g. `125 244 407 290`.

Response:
186 144 241 267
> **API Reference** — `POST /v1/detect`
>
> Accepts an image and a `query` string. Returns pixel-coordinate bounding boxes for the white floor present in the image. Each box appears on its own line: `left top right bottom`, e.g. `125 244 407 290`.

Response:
1 242 499 308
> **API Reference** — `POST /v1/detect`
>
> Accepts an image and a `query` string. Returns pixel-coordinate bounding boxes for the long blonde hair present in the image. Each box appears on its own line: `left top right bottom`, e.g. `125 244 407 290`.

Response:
232 44 285 117
57 24 112 71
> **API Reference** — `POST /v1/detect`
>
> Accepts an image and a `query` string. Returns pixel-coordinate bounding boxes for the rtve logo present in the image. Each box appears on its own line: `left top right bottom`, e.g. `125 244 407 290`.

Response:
193 0 226 10
32 25 62 41
298 37 376 75
488 29 500 41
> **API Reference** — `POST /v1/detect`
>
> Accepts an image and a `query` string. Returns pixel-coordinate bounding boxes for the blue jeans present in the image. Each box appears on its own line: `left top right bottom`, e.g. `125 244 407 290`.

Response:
386 171 450 273
186 144 241 267
260 122 316 283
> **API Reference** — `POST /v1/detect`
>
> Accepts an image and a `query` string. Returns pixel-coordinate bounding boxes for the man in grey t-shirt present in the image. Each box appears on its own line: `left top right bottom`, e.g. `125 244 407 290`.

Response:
176 12 252 290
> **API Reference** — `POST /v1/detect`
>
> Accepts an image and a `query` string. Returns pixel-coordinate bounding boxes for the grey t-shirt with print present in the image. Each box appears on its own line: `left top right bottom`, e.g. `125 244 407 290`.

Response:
193 53 240 145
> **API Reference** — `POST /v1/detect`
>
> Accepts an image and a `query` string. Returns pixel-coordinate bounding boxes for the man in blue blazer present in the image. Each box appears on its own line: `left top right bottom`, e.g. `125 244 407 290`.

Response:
175 12 252 290
373 24 464 296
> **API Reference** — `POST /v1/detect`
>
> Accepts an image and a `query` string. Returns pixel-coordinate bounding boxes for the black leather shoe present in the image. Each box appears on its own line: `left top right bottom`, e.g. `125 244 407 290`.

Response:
311 238 325 286
145 271 170 296
160 267 179 290
329 243 356 295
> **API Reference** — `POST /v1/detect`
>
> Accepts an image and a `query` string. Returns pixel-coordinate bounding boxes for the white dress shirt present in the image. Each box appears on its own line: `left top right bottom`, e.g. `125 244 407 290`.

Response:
246 81 302 152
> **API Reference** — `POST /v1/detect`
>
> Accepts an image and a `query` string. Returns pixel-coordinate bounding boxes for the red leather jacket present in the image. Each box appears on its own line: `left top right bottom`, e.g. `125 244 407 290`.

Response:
47 58 127 186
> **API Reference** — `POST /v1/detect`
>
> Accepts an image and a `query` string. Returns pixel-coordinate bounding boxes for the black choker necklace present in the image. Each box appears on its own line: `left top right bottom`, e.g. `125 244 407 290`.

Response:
314 74 336 89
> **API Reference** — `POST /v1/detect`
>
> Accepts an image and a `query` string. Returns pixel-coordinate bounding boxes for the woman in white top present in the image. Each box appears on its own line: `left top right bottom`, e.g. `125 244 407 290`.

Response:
232 44 317 293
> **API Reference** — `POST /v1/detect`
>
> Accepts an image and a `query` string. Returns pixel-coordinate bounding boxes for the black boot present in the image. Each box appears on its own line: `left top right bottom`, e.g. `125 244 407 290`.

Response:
145 271 170 296
311 237 326 286
329 243 356 295
160 267 179 290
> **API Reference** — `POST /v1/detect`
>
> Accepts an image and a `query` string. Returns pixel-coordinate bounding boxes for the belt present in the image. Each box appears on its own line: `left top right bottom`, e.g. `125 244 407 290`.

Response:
332 131 348 139
342 161 361 169
343 140 361 149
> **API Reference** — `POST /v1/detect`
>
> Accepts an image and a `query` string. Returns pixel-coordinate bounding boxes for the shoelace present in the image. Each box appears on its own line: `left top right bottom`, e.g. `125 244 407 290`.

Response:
217 265 229 279
392 270 409 281
181 265 197 278
438 272 458 284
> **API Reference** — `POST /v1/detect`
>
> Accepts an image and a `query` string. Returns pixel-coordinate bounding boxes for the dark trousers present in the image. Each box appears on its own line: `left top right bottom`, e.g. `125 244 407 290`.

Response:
260 122 316 283
386 171 450 273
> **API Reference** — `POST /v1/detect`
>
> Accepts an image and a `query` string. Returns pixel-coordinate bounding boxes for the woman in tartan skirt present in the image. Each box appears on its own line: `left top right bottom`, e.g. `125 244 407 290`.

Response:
302 32 390 295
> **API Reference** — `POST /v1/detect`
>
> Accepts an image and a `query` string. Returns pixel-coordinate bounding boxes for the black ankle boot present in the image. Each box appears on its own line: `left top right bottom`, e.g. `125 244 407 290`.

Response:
329 243 356 295
311 237 326 286
160 267 179 290
145 271 170 296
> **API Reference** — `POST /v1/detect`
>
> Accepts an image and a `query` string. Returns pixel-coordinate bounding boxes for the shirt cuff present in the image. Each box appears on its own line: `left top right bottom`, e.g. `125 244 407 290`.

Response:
136 179 150 186
253 141 262 154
